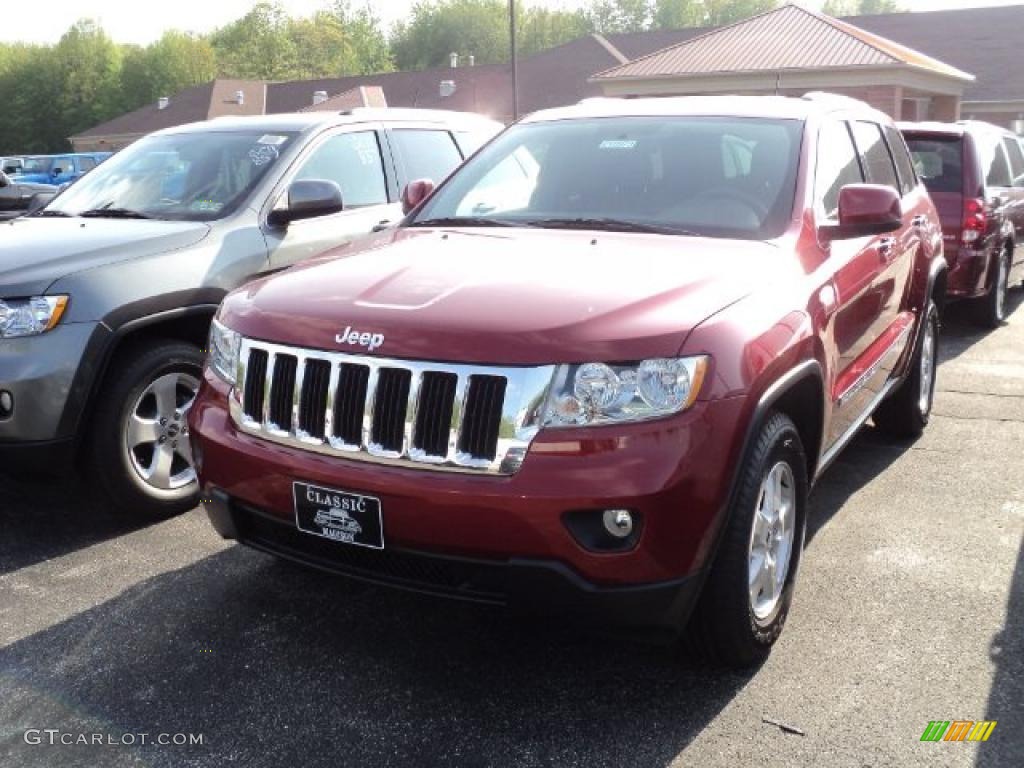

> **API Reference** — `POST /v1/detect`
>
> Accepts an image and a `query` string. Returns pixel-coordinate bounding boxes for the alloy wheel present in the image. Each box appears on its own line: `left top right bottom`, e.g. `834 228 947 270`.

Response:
918 314 936 417
124 371 200 492
748 461 796 623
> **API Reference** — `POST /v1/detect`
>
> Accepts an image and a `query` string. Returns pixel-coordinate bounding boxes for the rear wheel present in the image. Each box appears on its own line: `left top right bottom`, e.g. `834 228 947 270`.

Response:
873 300 939 439
974 249 1010 328
90 340 203 519
686 412 808 668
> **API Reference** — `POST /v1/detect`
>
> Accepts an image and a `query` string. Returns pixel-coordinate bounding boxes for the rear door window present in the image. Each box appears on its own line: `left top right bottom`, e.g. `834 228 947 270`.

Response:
976 131 1012 188
1003 136 1024 187
884 126 917 195
390 129 463 184
850 122 899 191
815 120 864 221
905 136 962 195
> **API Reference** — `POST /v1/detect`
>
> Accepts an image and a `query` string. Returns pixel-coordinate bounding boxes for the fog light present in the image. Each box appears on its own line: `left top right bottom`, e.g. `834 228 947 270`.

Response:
0 390 12 418
603 509 633 538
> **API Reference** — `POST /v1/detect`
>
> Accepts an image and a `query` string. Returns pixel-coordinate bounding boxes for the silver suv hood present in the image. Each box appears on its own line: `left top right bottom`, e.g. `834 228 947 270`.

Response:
0 217 211 296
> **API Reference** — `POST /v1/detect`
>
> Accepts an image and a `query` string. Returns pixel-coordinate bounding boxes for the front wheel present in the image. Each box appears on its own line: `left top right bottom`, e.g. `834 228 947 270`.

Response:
873 300 939 439
685 412 808 668
90 340 204 519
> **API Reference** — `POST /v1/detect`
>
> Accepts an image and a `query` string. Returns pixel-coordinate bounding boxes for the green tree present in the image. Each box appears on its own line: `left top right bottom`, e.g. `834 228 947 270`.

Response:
53 20 123 142
584 0 652 33
330 1 393 74
210 1 299 79
391 0 509 70
391 0 594 70
288 3 393 78
519 6 593 56
823 0 901 16
120 31 216 109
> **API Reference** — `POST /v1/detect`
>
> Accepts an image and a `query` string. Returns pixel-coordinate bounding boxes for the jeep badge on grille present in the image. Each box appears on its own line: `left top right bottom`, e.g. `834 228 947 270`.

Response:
336 326 385 352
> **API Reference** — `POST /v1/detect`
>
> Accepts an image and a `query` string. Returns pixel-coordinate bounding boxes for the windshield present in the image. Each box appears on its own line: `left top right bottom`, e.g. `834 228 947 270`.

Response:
412 116 803 239
22 156 53 173
46 130 298 221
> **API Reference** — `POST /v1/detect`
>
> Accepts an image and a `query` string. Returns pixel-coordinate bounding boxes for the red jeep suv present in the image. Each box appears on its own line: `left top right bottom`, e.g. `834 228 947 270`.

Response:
900 120 1024 327
190 95 946 667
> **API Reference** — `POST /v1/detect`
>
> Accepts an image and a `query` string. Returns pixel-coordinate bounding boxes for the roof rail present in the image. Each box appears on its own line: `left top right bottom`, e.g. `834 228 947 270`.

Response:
801 91 872 111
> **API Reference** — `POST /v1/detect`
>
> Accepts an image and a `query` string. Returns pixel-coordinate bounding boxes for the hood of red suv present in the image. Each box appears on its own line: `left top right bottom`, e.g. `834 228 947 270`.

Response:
221 227 782 365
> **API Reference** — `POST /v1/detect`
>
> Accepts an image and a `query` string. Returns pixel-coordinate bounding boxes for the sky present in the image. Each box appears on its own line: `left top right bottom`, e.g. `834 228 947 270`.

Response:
0 0 1021 46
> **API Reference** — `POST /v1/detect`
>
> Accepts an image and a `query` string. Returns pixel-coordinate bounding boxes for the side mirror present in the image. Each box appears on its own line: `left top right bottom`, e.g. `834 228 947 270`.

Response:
51 167 63 177
821 184 902 240
401 178 435 215
268 179 344 227
0 172 8 188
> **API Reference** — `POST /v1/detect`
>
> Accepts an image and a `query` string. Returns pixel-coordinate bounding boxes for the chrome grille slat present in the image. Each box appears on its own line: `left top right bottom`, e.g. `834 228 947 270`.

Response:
231 340 555 476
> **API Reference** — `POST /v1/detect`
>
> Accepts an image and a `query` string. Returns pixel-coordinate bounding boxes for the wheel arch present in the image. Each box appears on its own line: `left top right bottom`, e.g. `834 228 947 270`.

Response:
61 303 219 460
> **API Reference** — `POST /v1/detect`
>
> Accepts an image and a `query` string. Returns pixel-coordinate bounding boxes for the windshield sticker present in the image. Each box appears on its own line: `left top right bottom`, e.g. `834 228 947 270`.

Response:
249 144 279 167
190 199 224 213
258 135 289 146
599 139 638 150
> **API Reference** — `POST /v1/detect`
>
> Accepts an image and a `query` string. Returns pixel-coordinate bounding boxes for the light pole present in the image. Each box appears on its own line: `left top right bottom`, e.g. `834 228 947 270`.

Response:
509 0 519 121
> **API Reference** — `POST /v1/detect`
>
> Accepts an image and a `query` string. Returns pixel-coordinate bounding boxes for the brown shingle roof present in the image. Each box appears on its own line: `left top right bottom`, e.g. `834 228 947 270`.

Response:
593 4 972 82
851 6 1024 101
72 79 267 139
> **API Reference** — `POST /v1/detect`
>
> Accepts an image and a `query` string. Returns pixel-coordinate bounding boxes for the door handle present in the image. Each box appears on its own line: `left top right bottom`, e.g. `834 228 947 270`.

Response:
371 219 392 232
877 237 896 260
911 214 927 228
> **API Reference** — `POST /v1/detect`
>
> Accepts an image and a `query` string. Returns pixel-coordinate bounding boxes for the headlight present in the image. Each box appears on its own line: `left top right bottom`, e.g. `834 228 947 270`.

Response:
541 356 708 427
208 318 241 386
0 296 68 338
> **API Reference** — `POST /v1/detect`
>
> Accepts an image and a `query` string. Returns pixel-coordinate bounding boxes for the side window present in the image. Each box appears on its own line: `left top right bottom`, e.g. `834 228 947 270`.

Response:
454 130 494 158
1002 136 1024 187
391 129 463 184
977 132 1012 188
293 131 387 208
850 122 900 191
815 120 864 221
79 156 97 172
885 126 917 195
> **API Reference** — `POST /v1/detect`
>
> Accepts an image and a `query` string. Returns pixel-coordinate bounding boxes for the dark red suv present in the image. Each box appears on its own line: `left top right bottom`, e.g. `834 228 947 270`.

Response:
190 95 946 667
900 121 1024 326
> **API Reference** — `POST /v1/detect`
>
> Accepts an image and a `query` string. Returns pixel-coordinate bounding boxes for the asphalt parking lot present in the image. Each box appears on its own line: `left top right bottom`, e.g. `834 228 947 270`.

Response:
1 293 1022 768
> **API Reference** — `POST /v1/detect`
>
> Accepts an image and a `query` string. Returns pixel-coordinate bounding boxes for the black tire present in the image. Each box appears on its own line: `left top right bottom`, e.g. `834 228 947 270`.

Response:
90 340 204 519
873 300 939 439
685 411 808 668
973 249 1010 329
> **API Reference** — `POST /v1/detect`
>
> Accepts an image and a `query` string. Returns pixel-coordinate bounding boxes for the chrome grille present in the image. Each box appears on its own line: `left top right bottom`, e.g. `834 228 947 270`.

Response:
230 338 555 475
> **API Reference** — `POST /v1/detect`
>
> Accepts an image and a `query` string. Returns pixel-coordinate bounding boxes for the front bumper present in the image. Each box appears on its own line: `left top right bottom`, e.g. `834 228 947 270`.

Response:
190 372 747 627
0 321 99 443
204 488 702 630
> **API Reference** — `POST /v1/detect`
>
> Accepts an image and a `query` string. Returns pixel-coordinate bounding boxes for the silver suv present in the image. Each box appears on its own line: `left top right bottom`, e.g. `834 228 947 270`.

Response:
0 108 500 517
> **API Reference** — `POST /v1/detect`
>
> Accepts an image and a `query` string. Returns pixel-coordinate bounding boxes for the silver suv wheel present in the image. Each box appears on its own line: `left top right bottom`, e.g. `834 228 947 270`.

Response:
123 371 200 493
748 460 796 624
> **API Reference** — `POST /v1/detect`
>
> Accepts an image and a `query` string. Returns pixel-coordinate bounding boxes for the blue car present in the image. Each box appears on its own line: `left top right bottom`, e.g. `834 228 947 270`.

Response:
14 153 112 186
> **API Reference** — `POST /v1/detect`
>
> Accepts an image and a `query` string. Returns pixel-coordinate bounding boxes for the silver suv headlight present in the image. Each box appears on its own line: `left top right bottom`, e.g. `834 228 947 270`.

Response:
0 296 69 338
208 318 241 386
540 356 709 427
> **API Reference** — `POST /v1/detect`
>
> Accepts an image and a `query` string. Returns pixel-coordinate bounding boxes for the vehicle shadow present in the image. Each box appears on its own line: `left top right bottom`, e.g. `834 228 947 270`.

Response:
0 473 153 575
938 288 1023 365
0 547 755 768
976 535 1023 767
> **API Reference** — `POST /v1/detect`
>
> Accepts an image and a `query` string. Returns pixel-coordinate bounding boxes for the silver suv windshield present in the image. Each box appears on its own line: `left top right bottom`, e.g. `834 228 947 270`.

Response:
46 130 299 221
412 116 803 240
